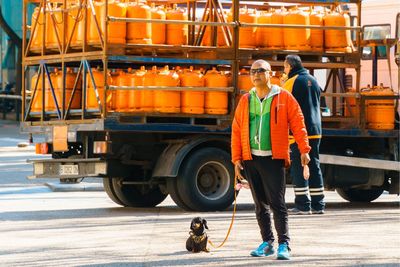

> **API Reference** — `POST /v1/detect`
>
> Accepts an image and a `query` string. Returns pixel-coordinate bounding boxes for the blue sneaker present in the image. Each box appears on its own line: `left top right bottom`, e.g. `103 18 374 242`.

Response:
250 241 275 257
277 243 290 260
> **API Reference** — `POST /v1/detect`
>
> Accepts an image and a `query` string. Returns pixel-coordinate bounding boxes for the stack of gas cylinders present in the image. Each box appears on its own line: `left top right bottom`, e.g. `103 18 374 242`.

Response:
29 1 353 52
30 65 234 115
29 0 188 49
108 65 230 114
31 68 82 112
232 5 353 52
345 85 396 130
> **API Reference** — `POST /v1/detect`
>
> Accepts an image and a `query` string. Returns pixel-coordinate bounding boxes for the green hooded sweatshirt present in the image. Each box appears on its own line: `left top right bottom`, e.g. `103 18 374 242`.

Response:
249 85 281 156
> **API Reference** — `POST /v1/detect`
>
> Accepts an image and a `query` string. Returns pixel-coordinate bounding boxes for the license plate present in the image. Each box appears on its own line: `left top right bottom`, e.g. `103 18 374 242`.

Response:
59 165 79 176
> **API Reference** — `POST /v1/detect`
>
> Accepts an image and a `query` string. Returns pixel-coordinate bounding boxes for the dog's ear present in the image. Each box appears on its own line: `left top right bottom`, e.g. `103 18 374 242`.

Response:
202 218 208 230
190 220 195 230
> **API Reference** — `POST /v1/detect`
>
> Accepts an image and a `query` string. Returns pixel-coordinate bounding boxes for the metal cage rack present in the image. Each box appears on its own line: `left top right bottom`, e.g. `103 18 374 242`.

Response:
20 0 398 137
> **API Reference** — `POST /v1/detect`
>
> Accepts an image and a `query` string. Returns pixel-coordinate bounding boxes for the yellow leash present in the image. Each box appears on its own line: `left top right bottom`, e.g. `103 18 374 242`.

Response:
207 185 238 249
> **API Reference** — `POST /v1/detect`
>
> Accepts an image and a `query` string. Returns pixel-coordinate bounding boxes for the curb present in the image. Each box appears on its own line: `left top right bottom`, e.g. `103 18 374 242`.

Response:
45 182 104 192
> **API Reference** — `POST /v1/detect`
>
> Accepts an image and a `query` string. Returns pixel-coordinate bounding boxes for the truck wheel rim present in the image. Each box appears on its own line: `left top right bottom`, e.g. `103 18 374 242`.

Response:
195 161 230 201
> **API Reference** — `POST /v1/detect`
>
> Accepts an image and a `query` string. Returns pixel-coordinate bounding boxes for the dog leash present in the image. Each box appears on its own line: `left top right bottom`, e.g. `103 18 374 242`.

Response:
207 184 238 249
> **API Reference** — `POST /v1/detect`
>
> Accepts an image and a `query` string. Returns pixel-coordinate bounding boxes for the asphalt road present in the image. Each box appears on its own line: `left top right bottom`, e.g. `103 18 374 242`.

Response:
0 120 399 266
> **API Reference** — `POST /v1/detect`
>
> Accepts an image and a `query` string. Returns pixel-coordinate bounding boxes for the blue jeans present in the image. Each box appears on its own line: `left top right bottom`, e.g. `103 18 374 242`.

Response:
290 139 325 211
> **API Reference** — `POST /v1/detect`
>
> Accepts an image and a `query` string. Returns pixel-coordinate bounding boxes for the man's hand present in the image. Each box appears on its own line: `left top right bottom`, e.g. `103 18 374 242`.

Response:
301 153 310 180
234 160 244 181
303 165 310 180
300 153 310 167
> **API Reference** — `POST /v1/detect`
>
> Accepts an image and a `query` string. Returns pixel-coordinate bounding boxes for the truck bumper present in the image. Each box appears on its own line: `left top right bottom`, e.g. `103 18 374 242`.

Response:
27 158 107 179
320 154 399 171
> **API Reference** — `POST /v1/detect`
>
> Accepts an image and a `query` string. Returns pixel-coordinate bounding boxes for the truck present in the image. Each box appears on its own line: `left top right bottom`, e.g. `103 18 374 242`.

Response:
21 0 399 211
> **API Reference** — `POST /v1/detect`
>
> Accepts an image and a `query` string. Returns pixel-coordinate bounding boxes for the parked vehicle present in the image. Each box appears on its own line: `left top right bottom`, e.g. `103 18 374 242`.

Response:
21 0 399 211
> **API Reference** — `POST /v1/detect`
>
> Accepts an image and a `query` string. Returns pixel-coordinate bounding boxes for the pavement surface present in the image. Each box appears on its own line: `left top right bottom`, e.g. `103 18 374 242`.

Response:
0 188 399 267
1 120 399 266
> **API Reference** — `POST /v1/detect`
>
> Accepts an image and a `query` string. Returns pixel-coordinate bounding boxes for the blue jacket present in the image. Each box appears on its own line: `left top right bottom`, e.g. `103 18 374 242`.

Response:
283 67 322 137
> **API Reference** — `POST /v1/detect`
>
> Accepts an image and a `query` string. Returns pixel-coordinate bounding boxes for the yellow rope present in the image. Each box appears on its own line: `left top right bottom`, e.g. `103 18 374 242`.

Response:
207 185 238 249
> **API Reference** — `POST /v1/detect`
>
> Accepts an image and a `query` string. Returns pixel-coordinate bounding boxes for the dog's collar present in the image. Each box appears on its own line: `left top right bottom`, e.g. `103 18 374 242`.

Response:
189 231 207 243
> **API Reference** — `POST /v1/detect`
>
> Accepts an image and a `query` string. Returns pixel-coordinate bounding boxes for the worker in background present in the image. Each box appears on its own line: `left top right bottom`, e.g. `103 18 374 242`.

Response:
282 54 325 215
231 59 311 260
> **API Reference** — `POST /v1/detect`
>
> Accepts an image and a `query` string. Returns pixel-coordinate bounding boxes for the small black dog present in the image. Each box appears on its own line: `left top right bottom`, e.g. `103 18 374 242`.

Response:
186 217 209 253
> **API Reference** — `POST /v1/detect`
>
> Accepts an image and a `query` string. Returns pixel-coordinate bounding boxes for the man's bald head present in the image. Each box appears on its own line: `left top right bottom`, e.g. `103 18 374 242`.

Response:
251 60 271 71
250 59 271 89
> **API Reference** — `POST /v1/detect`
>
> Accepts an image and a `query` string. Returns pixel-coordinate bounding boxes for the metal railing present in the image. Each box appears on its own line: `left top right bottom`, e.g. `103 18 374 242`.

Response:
0 93 26 120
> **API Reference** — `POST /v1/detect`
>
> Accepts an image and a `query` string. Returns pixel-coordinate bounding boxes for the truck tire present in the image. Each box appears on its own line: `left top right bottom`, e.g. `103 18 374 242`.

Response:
176 147 235 211
103 178 124 206
167 178 193 211
336 188 384 202
111 178 168 207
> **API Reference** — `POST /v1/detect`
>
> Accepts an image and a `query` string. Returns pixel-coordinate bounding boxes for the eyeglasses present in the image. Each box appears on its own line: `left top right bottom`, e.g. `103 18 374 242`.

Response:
250 68 269 75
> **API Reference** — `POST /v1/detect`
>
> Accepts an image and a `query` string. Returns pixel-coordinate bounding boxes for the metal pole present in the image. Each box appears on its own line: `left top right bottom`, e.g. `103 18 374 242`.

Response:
372 46 378 86
42 0 46 56
232 0 239 118
103 0 108 118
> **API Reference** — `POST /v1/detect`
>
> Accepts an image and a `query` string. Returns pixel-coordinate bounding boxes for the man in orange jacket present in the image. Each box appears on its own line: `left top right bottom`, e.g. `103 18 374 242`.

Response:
231 59 311 260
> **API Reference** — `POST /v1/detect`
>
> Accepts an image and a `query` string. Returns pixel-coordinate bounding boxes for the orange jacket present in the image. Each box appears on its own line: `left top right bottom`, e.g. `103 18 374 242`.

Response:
231 88 311 166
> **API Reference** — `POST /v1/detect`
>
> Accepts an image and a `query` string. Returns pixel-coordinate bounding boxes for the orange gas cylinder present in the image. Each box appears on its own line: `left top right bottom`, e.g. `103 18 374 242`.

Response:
51 68 82 110
30 73 45 112
86 68 112 110
269 8 286 49
88 0 126 45
112 70 129 111
365 86 395 130
30 71 58 111
47 69 63 110
256 11 271 48
166 4 188 45
67 1 86 46
270 71 281 86
174 66 183 78
204 67 229 115
150 4 166 44
109 70 120 110
309 9 324 51
141 66 157 112
65 67 82 109
30 7 45 50
226 71 232 89
45 4 63 48
126 0 151 44
238 7 257 48
45 71 58 111
324 10 353 52
238 69 253 92
154 66 180 113
180 66 205 114
283 7 310 51
202 11 228 47
128 67 145 111
202 25 227 47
